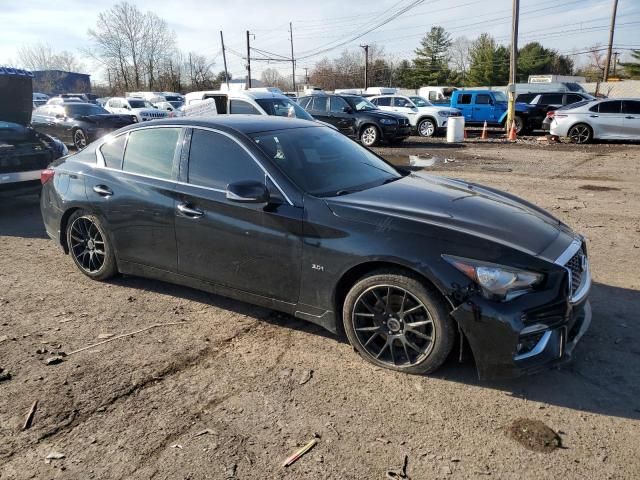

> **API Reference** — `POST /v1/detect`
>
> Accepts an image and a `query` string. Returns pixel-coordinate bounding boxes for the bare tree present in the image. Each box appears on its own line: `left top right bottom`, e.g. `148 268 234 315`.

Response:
450 36 471 85
17 43 83 72
261 68 283 86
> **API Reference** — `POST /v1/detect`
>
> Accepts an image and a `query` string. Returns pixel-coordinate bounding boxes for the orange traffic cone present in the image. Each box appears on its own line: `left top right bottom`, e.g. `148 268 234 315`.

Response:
508 121 517 141
481 121 488 140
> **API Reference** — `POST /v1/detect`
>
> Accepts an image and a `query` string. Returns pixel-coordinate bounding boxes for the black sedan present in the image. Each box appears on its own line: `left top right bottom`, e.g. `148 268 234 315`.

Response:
298 94 411 147
40 116 591 379
32 103 137 150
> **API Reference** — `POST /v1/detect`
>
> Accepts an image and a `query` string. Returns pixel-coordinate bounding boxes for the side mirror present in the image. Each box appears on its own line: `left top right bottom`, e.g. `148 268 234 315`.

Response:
226 180 269 204
343 106 353 114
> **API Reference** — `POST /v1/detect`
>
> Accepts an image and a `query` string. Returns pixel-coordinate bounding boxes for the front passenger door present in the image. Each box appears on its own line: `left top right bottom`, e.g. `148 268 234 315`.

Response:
175 128 303 302
622 100 640 139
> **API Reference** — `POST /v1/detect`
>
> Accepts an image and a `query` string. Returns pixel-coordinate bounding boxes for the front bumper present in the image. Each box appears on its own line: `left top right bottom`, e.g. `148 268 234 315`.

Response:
381 124 411 140
452 241 592 380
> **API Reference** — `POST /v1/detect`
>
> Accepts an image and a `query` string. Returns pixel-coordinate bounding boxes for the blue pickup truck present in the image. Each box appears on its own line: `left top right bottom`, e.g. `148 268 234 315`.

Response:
448 90 534 134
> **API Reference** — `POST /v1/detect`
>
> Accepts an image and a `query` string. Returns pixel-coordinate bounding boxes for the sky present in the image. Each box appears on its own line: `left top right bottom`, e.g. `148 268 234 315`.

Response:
1 0 639 83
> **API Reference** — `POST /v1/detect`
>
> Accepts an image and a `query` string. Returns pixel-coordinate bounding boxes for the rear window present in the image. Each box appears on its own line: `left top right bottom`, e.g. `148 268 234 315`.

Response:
122 128 180 179
100 134 127 169
539 93 564 105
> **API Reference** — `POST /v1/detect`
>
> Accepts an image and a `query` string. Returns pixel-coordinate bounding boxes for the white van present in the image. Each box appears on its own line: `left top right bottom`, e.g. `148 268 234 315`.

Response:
183 89 313 120
364 87 398 96
418 86 458 104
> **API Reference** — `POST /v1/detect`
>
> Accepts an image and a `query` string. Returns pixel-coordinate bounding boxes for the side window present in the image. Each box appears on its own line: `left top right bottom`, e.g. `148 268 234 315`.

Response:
393 97 411 107
312 96 328 112
566 94 583 104
330 96 349 113
100 134 128 169
375 97 391 107
428 92 437 101
229 100 260 115
540 93 563 105
598 101 622 114
622 100 640 115
122 128 180 179
475 94 491 105
458 94 472 105
188 130 264 190
298 97 311 109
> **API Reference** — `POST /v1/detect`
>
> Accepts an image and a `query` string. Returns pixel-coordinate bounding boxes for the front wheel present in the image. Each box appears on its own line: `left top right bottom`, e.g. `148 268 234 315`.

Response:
417 118 436 137
73 128 88 150
360 125 380 147
66 210 117 281
568 123 593 144
343 271 455 374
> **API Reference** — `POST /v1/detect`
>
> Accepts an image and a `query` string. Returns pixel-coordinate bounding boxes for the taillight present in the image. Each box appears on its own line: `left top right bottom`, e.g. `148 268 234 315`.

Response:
41 169 55 185
546 111 555 118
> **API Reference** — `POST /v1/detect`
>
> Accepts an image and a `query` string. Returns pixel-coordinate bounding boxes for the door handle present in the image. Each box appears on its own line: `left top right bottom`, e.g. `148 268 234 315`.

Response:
93 185 113 197
625 116 635 119
177 203 204 218
590 115 599 118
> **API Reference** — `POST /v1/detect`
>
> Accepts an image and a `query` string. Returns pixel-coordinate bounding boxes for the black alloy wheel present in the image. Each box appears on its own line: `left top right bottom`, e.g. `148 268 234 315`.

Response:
343 272 455 374
73 129 88 150
568 124 593 144
66 211 117 280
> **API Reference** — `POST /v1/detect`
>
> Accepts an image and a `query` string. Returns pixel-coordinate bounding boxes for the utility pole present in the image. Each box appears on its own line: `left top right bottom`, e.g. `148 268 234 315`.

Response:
304 67 309 85
220 31 230 89
506 0 519 133
613 51 619 77
603 0 619 82
360 44 369 90
289 22 296 93
246 30 252 89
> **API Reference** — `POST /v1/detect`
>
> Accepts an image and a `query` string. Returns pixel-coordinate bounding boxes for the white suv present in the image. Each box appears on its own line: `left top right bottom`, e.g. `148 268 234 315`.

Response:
370 95 461 137
105 97 168 122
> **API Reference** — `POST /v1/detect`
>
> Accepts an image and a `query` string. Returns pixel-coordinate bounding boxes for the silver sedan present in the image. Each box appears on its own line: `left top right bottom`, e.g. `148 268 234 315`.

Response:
549 98 640 143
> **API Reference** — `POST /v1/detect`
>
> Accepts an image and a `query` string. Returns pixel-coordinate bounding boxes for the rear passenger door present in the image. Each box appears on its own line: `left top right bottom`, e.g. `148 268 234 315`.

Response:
174 128 303 302
307 96 329 123
86 127 183 272
591 100 624 138
328 96 356 135
622 100 640 139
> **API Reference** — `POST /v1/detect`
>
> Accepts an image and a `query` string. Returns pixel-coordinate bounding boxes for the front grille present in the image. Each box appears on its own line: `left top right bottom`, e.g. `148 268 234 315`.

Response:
397 118 409 126
565 248 585 296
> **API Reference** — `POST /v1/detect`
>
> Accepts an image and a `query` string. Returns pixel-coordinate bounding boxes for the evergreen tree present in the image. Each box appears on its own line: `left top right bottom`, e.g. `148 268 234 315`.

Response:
410 26 453 85
517 42 573 80
620 49 640 78
467 33 509 86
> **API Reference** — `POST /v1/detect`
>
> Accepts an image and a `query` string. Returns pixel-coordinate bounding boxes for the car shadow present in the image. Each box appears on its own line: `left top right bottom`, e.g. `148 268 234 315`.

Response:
5 196 639 420
0 194 47 239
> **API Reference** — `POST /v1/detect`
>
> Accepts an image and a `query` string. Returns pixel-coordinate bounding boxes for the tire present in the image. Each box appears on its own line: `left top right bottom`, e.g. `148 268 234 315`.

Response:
343 270 455 375
73 128 88 150
417 118 437 137
66 210 117 281
568 123 593 144
360 125 380 147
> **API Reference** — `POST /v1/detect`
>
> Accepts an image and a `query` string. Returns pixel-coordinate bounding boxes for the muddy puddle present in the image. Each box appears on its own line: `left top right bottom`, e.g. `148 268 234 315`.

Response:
384 155 456 170
507 418 562 453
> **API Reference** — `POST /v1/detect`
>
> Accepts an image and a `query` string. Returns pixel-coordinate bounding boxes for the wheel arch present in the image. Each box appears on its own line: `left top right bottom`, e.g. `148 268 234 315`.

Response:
333 260 455 333
59 207 82 254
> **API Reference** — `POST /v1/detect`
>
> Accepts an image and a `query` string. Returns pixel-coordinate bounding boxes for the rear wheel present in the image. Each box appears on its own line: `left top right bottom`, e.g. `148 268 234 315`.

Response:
343 271 455 374
568 123 593 144
417 118 436 137
66 210 117 280
73 128 88 150
360 125 380 147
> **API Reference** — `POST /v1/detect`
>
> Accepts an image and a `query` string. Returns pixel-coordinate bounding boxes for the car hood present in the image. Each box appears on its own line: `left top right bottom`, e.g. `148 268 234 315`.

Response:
132 108 167 115
365 109 407 120
325 173 576 258
0 69 33 126
74 114 134 125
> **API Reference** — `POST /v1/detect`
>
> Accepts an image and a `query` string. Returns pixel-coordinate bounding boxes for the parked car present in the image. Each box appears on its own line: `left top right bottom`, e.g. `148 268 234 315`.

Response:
31 102 137 150
33 92 49 108
447 89 534 133
60 93 99 104
153 100 184 112
46 96 84 105
516 92 596 130
104 97 168 122
0 67 67 196
184 89 315 122
418 86 458 105
370 94 461 137
298 94 411 146
40 115 591 380
549 98 640 143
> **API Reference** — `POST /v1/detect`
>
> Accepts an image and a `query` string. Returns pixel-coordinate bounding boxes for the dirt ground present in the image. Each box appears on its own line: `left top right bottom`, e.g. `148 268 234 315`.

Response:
1 137 639 479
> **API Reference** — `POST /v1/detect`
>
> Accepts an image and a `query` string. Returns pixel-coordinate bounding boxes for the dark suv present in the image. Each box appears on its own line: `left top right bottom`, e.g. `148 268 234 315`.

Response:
516 92 595 130
298 94 411 146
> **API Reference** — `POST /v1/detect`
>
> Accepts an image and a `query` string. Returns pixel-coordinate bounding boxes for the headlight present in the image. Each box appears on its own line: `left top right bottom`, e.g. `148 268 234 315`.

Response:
443 255 543 301
379 118 397 125
438 110 453 117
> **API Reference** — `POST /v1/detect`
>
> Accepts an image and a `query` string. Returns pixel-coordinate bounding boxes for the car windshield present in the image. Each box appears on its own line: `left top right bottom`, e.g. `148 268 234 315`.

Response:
128 99 153 109
65 104 110 116
493 92 508 102
345 96 378 111
252 127 402 197
168 101 183 108
255 98 313 121
409 96 432 107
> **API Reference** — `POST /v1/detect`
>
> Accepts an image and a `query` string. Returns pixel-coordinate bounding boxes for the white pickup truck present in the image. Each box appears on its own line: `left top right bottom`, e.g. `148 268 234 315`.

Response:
369 94 461 137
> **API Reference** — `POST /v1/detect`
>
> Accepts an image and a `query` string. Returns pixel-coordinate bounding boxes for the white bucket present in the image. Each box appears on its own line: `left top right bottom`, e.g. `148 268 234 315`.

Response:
447 117 465 143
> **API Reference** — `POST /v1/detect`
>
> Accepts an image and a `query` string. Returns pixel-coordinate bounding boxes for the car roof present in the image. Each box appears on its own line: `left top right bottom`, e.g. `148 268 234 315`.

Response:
121 115 322 135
